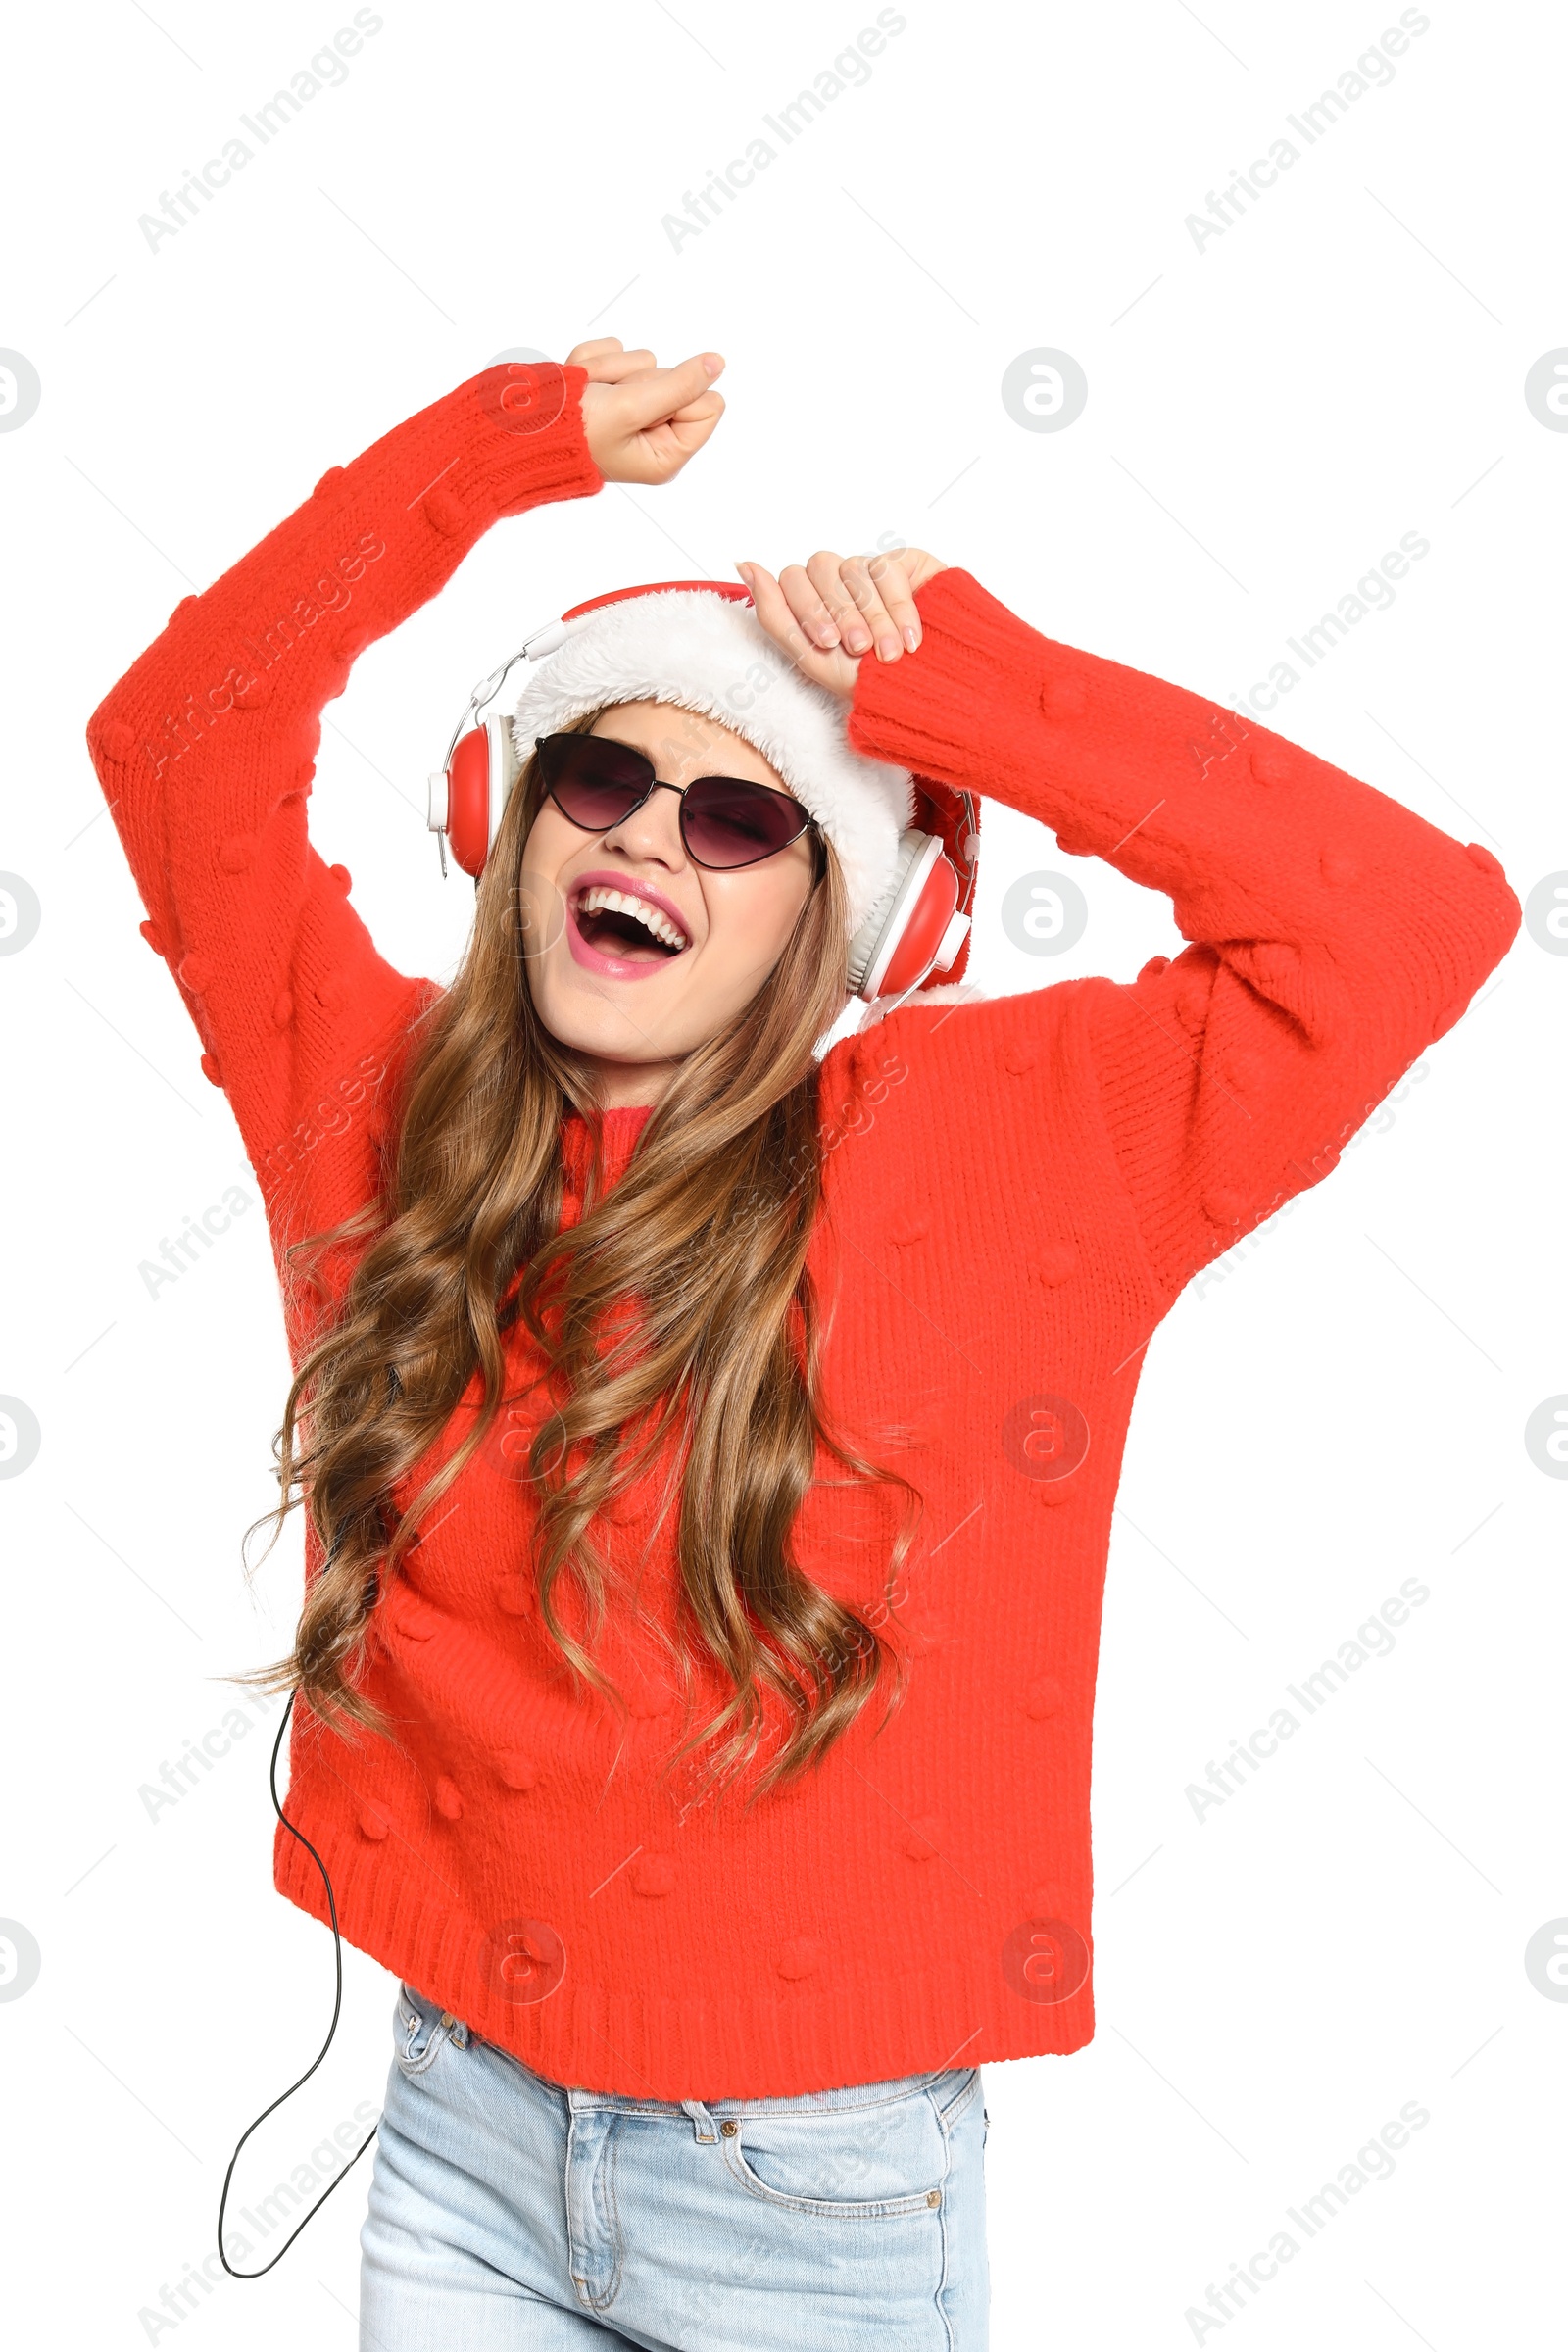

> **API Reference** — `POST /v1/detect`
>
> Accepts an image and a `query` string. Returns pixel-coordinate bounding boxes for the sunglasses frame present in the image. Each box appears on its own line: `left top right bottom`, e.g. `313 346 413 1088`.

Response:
533 733 821 874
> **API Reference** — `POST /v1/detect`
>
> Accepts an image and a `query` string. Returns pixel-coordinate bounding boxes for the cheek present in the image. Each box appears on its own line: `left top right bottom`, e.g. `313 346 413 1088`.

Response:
518 806 579 924
515 808 580 989
703 858 813 968
519 804 574 890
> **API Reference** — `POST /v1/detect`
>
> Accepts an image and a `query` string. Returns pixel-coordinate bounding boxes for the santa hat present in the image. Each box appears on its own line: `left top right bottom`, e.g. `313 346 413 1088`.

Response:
509 583 979 995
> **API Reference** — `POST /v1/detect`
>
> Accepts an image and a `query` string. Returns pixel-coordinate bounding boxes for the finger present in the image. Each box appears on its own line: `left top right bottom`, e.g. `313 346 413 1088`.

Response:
838 555 904 662
804 552 895 661
664 385 725 430
897 548 948 595
739 560 817 664
564 337 625 367
633 391 725 480
802 551 866 650
737 563 857 697
576 345 657 384
862 552 922 650
612 352 724 432
667 400 724 458
776 564 844 650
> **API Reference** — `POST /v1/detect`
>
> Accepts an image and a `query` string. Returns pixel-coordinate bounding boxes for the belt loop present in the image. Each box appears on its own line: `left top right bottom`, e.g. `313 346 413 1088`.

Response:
681 2097 718 2143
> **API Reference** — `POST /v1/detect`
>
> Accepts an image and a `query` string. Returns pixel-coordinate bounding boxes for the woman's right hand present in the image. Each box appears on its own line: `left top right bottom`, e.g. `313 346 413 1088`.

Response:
568 339 725 486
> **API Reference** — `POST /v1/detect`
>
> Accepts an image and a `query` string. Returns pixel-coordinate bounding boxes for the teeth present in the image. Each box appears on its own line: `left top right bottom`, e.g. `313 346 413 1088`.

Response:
578 884 689 952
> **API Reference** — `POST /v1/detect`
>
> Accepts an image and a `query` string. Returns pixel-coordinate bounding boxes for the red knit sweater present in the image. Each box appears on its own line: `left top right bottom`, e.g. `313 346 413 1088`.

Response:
87 365 1519 2101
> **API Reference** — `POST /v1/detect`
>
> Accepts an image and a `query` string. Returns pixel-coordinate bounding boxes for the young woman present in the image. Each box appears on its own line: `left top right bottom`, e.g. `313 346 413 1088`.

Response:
87 339 1518 2349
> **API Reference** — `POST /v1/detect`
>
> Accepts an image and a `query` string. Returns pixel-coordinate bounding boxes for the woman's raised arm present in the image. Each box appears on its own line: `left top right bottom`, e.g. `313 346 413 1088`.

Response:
83 346 724 1275
841 563 1520 1305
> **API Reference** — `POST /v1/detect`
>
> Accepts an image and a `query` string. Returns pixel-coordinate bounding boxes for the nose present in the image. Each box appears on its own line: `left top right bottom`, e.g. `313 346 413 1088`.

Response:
599 779 688 868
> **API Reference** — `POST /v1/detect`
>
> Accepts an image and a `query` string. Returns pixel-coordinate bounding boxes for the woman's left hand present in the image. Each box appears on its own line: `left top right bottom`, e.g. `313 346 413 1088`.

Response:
736 547 947 700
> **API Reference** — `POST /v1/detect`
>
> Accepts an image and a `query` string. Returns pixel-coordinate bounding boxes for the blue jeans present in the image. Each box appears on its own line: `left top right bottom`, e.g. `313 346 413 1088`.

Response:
360 1981 990 2348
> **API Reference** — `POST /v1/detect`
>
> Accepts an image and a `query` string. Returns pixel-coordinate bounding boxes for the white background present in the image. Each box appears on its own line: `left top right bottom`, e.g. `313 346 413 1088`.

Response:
2 1 1562 2344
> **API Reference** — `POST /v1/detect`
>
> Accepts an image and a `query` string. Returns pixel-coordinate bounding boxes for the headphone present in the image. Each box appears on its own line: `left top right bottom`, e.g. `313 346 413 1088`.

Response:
425 580 975 1004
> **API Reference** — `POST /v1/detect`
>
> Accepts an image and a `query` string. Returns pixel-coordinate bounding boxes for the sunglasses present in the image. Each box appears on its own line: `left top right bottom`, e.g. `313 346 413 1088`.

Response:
534 732 818 872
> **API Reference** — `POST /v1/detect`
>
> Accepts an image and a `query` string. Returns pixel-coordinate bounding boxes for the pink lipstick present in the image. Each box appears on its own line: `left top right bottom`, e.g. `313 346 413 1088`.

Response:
564 869 694 983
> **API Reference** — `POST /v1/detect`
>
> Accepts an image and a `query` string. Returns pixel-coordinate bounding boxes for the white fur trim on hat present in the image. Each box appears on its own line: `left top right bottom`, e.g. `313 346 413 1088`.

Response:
510 588 913 939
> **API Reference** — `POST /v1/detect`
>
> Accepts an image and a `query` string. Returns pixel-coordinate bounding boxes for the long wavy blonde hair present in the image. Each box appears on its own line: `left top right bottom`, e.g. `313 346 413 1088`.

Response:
247 710 920 1802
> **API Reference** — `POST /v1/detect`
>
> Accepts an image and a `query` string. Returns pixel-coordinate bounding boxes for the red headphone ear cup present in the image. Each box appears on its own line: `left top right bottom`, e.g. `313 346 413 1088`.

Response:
876 850 959 998
447 728 494 878
908 780 978 988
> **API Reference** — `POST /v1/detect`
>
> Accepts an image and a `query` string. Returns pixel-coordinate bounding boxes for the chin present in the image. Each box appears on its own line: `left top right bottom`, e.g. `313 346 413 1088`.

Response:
532 979 685 1063
531 950 776 1070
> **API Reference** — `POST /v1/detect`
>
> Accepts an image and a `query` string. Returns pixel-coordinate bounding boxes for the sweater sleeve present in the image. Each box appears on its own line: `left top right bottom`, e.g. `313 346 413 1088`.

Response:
846 566 1520 1304
84 363 603 1297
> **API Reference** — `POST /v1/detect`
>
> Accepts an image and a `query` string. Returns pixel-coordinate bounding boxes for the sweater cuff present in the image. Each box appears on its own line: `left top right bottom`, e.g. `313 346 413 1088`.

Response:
846 566 1065 793
436 362 605 529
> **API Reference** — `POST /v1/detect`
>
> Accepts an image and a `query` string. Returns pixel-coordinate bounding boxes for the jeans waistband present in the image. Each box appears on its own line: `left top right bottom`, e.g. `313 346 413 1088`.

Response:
403 1979 975 2129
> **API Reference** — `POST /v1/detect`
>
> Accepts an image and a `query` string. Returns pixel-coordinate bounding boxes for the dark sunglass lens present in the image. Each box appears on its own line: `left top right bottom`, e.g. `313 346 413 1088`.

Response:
683 777 808 867
539 734 652 830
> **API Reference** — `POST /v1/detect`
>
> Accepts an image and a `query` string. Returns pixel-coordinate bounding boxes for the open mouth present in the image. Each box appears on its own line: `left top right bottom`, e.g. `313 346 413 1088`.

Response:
569 882 691 963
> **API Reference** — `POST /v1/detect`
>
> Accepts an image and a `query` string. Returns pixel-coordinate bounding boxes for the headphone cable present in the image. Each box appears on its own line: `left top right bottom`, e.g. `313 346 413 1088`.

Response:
217 1690 380 2278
